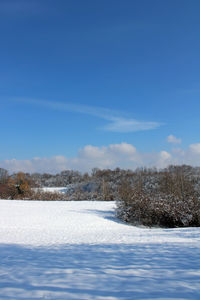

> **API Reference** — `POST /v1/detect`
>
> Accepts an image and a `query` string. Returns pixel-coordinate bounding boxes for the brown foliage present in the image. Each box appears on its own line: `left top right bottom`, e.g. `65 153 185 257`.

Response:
0 182 18 199
14 172 32 197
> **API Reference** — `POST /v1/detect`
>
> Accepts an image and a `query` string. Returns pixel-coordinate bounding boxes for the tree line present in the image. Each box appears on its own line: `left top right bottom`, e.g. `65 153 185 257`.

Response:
0 165 200 227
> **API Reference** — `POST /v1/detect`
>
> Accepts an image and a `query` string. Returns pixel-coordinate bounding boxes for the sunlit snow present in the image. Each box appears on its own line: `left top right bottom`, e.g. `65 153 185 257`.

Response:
0 200 200 299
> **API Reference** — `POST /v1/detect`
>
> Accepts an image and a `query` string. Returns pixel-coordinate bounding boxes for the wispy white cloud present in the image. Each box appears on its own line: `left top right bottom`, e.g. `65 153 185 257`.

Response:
103 117 160 132
2 142 200 174
11 97 162 133
167 134 182 144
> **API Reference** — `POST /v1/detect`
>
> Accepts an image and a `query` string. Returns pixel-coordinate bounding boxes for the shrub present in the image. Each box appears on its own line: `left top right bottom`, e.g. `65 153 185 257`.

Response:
29 190 67 201
117 167 200 227
0 182 18 199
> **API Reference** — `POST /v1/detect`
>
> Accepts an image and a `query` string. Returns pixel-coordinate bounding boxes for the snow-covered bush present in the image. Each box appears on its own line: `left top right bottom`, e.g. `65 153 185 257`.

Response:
117 167 200 227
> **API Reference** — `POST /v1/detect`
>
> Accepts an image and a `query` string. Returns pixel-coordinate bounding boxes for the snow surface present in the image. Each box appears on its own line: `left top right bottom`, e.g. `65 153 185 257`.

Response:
34 187 69 194
0 200 200 299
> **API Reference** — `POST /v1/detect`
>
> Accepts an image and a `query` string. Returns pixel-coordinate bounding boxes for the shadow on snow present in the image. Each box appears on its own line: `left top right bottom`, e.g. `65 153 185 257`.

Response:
0 243 200 300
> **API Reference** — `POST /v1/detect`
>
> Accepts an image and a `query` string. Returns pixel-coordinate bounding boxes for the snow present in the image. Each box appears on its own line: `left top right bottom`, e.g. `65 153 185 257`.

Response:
34 187 69 194
0 200 200 299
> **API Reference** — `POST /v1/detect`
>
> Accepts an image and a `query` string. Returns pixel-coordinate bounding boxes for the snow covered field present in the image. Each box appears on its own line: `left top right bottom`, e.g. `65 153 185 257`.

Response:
0 200 200 299
34 187 69 194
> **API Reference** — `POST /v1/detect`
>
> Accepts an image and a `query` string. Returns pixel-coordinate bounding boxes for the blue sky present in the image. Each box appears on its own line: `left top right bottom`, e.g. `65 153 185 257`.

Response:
1 0 200 173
